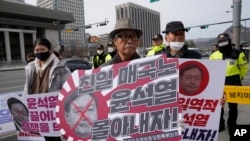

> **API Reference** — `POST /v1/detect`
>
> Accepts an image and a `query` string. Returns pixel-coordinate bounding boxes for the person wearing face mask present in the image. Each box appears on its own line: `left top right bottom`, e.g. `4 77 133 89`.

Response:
105 41 117 62
23 38 71 141
210 33 248 137
146 34 165 57
162 21 201 59
92 44 106 69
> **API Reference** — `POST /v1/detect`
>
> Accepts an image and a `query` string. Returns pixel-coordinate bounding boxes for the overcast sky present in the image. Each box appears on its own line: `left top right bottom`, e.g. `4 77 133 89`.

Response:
25 0 250 40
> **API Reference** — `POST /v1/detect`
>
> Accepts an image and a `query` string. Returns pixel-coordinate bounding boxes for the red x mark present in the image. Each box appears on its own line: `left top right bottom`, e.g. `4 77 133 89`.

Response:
16 109 25 118
70 98 94 132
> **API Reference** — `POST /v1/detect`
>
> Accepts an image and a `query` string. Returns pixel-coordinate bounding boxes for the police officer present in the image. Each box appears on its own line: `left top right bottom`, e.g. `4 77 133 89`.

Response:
210 33 248 137
92 44 106 69
105 41 117 62
146 34 165 57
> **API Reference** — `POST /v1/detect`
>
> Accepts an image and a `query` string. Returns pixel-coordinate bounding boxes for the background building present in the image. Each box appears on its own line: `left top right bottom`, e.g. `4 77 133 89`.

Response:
0 1 74 64
116 2 161 47
37 0 88 50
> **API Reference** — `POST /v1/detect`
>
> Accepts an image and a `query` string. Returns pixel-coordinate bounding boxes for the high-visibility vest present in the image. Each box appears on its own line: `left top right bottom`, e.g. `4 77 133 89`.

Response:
146 44 165 57
105 54 112 62
209 50 248 78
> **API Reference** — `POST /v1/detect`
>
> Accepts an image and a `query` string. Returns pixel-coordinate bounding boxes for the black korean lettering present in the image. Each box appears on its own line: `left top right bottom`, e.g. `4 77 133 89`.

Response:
110 89 131 113
154 79 177 105
92 119 110 140
138 60 157 80
118 64 137 85
157 59 177 78
131 85 154 107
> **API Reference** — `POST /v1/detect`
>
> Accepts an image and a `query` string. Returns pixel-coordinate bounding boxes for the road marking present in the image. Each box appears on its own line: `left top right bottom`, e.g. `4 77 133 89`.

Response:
0 132 16 139
0 86 23 91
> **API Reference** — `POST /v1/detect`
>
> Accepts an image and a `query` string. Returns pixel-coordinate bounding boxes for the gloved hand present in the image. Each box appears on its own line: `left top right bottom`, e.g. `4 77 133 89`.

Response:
178 117 186 134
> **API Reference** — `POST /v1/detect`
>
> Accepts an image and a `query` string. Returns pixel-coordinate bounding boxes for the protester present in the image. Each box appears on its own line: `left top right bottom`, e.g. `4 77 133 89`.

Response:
162 21 201 59
159 21 226 133
100 19 186 132
100 18 142 67
210 33 248 138
23 38 71 141
7 98 29 131
146 34 165 57
64 91 97 139
92 44 106 69
25 52 36 63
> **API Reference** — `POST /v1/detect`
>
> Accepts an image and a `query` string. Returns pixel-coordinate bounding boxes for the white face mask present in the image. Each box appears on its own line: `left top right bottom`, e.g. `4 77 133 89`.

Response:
218 41 229 47
108 47 114 53
97 50 103 54
170 42 184 51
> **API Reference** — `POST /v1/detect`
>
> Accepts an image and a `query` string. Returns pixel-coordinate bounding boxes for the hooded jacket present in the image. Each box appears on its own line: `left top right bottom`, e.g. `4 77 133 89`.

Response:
23 53 71 96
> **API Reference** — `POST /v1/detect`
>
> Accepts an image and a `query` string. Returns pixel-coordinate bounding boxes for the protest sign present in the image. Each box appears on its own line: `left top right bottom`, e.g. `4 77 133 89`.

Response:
224 85 250 104
0 93 16 135
179 59 227 141
5 91 60 138
56 54 182 141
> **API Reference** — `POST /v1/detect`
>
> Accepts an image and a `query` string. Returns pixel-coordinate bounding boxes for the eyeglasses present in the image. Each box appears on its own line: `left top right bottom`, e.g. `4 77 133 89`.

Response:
117 34 139 41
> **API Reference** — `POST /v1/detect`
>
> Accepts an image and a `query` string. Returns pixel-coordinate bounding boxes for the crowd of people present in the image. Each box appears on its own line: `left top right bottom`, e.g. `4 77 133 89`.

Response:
12 18 248 141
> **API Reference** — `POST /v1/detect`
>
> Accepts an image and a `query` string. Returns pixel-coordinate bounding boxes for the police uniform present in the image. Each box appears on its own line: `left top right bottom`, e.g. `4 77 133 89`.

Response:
105 41 117 62
92 45 106 69
210 33 249 135
147 34 166 57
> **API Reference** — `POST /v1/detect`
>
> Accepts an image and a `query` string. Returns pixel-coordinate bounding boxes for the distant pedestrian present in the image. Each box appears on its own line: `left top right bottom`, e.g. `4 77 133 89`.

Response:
25 52 35 63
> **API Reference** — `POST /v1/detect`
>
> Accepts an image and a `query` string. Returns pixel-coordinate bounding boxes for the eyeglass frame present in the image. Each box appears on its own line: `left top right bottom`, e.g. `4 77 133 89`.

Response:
115 34 140 41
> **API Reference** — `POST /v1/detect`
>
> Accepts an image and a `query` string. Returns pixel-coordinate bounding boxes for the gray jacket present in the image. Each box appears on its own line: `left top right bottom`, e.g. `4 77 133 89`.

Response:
23 57 71 96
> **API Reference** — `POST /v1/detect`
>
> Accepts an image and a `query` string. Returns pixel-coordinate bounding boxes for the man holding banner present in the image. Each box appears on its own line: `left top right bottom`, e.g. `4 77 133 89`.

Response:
101 18 143 66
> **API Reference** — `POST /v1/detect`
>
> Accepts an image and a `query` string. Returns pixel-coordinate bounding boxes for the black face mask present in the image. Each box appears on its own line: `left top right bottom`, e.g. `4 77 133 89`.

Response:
35 51 51 61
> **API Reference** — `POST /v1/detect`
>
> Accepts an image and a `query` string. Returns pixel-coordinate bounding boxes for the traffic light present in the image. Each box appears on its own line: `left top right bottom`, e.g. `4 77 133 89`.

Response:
185 28 191 32
99 22 107 26
200 25 209 29
65 29 73 32
150 0 160 3
85 25 92 29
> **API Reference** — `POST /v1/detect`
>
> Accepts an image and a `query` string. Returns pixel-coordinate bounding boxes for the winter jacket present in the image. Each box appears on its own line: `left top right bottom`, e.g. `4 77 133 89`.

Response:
164 45 202 59
100 53 141 67
23 54 71 96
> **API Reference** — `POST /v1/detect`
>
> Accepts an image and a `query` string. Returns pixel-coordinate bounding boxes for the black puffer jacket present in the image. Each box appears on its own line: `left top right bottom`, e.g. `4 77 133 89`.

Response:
163 45 202 59
100 53 141 67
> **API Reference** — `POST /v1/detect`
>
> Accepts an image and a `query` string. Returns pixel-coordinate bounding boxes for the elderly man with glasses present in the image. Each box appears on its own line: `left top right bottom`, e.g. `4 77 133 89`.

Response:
100 19 142 67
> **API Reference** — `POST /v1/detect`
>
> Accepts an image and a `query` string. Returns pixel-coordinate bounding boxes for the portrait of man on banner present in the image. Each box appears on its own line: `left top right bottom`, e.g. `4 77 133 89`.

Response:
179 61 209 96
7 97 29 132
64 90 98 139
